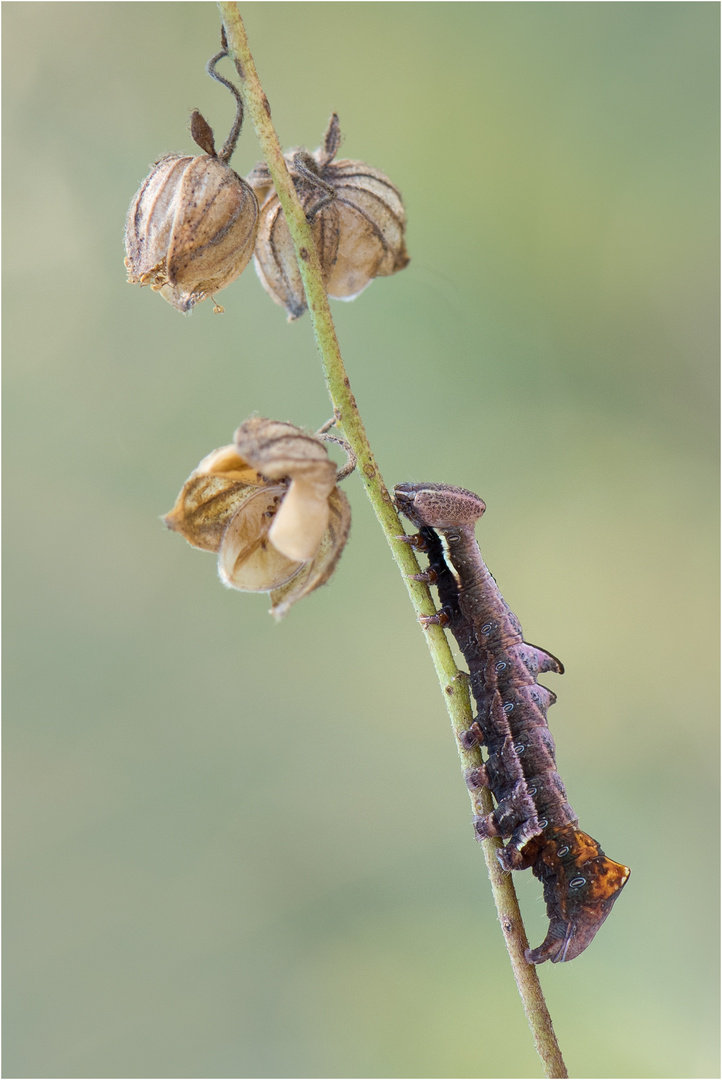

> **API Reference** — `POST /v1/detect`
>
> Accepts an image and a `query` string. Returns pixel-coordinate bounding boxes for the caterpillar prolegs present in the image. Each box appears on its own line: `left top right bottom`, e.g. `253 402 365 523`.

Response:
394 482 630 965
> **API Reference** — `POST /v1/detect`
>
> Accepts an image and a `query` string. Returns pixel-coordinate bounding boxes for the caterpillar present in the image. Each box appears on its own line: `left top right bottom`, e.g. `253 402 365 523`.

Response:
394 482 630 964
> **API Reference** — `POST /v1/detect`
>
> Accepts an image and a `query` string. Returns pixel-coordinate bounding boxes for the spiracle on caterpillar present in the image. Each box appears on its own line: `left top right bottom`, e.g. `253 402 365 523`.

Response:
394 482 630 965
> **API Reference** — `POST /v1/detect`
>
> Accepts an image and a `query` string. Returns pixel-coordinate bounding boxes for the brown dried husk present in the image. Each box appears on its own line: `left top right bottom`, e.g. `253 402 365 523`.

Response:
125 154 259 312
249 126 408 319
165 426 351 616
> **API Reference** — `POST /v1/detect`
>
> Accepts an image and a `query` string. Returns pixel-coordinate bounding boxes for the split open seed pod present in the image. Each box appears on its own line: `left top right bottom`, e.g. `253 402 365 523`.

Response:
248 114 409 319
164 419 351 618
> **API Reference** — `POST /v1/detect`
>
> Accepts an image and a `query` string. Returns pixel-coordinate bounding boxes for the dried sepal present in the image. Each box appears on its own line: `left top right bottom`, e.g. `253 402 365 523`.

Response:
125 153 258 313
163 445 267 552
248 114 409 319
165 419 352 616
195 445 267 484
189 109 217 157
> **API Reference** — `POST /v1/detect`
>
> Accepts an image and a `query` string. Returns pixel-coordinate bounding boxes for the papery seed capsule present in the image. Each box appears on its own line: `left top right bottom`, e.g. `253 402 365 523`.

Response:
248 114 409 319
164 418 353 618
125 150 258 313
124 49 259 313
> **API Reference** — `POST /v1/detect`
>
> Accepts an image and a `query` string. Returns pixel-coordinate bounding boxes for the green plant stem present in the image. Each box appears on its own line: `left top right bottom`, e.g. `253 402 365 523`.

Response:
218 5 568 1077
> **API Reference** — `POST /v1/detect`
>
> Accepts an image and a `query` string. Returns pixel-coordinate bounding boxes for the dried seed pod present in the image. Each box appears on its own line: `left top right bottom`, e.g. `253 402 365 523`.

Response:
124 51 258 313
125 151 258 313
248 114 409 319
164 419 352 617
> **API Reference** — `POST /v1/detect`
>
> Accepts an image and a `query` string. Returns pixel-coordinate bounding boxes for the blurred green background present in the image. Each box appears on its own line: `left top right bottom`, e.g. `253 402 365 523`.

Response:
3 3 718 1077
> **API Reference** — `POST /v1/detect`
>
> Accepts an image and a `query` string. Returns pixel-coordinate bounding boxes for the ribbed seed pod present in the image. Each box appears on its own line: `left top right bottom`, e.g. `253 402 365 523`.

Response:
125 147 258 313
248 114 409 319
125 50 259 314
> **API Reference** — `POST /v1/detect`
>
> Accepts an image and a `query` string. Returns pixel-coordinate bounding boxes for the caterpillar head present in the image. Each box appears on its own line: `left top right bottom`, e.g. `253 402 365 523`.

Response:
394 483 486 531
527 831 630 964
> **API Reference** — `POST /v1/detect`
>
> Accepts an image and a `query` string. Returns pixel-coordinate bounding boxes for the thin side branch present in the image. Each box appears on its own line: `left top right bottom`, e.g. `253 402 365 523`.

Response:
217 4 568 1076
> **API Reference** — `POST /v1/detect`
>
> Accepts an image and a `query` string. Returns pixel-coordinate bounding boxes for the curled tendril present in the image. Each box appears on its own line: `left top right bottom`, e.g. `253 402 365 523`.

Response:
206 49 245 163
315 415 356 480
317 433 356 481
